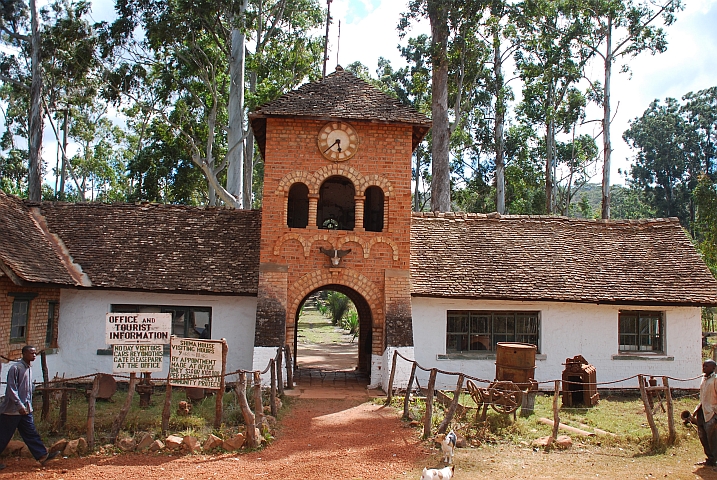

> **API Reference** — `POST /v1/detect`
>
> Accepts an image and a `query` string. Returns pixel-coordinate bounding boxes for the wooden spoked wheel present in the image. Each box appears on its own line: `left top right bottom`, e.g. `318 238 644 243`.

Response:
487 381 523 414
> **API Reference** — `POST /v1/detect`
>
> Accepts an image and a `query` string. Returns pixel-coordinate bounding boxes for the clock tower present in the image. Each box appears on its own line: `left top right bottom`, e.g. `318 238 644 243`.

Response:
248 67 431 385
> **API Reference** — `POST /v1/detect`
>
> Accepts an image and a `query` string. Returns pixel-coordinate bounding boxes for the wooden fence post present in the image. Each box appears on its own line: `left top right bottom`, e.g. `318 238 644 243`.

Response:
40 350 50 421
438 374 464 434
86 374 101 451
385 350 399 406
663 376 676 444
285 345 294 389
277 347 284 396
161 367 172 436
638 374 660 445
215 339 228 429
423 368 438 439
237 372 259 448
550 380 561 442
253 371 264 429
270 359 278 416
110 373 137 444
403 362 417 420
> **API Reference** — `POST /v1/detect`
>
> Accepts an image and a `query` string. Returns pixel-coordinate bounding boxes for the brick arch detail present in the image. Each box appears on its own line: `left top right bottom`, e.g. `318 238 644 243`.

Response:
273 233 311 257
366 236 399 260
359 175 393 197
275 171 318 195
335 234 368 254
313 164 363 191
287 269 383 326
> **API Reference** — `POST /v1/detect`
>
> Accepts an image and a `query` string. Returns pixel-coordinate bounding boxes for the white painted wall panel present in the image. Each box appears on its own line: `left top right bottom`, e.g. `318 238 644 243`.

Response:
410 297 702 391
45 289 257 380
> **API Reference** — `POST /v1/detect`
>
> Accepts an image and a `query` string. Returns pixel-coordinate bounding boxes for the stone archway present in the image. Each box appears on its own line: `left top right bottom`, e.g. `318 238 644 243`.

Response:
293 285 373 374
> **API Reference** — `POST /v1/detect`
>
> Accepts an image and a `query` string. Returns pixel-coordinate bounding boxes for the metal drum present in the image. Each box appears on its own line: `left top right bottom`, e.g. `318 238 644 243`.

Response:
495 342 536 387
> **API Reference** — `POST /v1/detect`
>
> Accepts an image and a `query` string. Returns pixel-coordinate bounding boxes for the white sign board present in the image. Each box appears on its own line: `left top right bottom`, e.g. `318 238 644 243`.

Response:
112 344 164 373
169 337 224 389
105 313 171 345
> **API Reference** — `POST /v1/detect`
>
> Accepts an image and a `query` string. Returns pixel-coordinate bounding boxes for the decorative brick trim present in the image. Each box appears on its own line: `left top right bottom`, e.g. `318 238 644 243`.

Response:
287 269 382 325
314 164 363 189
275 171 317 195
336 234 368 253
360 175 394 197
366 236 399 260
273 233 311 257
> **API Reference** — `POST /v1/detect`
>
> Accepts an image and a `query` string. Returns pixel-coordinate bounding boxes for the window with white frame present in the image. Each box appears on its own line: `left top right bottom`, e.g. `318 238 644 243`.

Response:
446 310 540 353
618 310 663 353
111 304 212 339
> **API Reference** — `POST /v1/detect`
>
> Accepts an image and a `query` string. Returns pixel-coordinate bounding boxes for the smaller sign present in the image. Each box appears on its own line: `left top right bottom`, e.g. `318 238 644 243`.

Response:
169 337 224 389
112 344 164 373
106 313 172 345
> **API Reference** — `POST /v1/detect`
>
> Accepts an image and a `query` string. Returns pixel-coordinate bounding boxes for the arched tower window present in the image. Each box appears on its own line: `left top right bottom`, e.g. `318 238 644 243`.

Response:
364 186 384 232
317 176 355 230
287 183 309 228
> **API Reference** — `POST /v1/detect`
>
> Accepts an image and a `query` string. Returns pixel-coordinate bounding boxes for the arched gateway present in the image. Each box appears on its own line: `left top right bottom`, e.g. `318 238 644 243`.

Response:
248 67 431 386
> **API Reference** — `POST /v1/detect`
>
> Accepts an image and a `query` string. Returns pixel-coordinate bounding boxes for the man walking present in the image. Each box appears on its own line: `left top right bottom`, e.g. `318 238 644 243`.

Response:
0 346 59 470
696 359 717 468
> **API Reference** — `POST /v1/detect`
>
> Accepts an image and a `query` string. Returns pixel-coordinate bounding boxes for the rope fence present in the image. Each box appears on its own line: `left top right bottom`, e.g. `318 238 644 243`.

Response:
0 344 297 451
385 350 701 446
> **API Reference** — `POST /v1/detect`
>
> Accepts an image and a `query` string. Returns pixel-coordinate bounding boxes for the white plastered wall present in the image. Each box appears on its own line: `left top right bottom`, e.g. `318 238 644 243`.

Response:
410 297 702 391
44 289 257 380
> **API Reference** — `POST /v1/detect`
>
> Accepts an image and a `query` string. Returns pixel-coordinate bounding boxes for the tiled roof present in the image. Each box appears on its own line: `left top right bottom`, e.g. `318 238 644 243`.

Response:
33 201 261 295
0 191 76 286
410 212 717 306
249 66 432 157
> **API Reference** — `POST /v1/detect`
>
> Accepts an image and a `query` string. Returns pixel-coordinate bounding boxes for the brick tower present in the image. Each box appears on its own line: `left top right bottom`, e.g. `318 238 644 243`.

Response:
248 67 431 385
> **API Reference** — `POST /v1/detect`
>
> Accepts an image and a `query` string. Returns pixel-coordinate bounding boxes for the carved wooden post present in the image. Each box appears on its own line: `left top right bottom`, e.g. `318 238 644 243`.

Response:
403 362 417 420
214 339 228 429
423 368 438 439
438 374 464 434
663 376 676 444
110 373 137 444
638 375 660 445
385 349 398 406
86 374 101 450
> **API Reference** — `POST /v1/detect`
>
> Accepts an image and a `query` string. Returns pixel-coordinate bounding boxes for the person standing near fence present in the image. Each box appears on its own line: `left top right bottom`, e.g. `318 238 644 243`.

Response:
695 359 717 468
0 346 59 470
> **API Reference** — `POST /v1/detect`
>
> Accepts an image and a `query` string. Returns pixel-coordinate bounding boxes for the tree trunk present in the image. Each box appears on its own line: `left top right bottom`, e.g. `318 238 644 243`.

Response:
428 0 451 212
226 24 246 207
244 71 258 209
28 0 43 201
494 30 506 214
546 117 556 214
601 16 613 219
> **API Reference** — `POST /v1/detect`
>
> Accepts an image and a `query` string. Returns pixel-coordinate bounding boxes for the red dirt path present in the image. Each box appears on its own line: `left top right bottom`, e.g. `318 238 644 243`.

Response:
0 399 426 480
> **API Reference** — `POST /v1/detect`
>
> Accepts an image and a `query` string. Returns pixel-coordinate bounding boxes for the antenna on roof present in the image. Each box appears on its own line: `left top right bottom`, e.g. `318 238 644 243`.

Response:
322 0 332 78
336 20 341 69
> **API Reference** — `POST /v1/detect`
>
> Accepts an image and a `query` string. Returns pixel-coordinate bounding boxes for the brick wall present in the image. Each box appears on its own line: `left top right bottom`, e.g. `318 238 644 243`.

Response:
0 276 60 360
255 118 414 355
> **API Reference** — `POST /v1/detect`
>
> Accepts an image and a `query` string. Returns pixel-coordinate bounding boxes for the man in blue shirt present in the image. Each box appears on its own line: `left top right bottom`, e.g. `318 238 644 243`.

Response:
0 345 59 470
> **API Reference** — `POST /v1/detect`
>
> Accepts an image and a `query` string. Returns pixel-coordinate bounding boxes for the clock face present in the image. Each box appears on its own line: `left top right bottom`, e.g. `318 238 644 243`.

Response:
318 122 359 161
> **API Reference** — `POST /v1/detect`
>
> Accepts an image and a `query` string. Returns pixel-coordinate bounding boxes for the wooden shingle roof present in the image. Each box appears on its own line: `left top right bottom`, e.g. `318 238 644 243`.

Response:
33 201 261 295
248 66 432 157
0 191 77 286
410 212 717 306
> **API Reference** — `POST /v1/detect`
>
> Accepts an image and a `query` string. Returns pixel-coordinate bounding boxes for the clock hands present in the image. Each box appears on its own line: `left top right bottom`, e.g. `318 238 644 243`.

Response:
323 138 342 154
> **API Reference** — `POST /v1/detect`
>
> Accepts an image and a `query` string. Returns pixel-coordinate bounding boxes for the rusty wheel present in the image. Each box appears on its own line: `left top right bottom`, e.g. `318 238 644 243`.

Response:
488 381 522 414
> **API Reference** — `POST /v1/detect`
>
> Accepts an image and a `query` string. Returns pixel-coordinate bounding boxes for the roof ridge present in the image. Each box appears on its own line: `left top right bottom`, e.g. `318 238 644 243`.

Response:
410 211 682 226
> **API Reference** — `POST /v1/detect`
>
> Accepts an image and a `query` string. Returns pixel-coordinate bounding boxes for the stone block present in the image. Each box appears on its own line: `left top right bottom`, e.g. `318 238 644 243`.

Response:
148 440 164 452
181 436 200 453
116 437 136 452
165 435 184 450
1 440 27 457
203 434 223 451
222 433 245 451
136 433 154 451
555 435 572 449
77 437 88 455
63 439 79 456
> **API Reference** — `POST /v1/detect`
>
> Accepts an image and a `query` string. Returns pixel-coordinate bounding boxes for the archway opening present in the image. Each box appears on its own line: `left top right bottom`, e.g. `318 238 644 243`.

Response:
317 176 355 230
294 285 372 374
